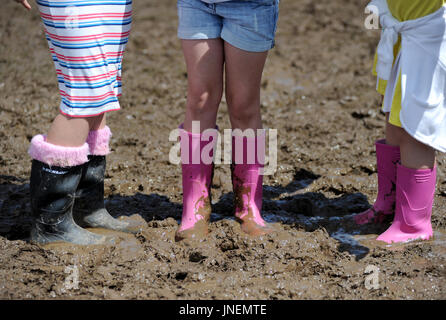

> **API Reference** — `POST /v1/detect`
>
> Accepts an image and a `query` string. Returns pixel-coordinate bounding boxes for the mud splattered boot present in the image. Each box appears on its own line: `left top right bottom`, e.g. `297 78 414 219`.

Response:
377 164 436 244
231 131 274 236
74 126 143 234
175 125 218 242
28 135 106 245
355 140 400 225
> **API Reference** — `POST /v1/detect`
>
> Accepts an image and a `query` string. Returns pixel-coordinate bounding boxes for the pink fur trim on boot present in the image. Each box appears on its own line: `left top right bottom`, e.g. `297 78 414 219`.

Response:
28 135 89 167
86 126 112 156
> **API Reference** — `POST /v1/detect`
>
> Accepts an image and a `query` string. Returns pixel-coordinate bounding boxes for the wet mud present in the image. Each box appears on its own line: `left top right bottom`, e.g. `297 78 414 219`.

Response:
0 0 445 299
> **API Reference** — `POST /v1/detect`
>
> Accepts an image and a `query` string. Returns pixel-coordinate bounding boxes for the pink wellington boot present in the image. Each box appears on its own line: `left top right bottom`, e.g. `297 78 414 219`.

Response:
175 125 218 241
232 132 274 236
376 164 436 244
355 139 400 225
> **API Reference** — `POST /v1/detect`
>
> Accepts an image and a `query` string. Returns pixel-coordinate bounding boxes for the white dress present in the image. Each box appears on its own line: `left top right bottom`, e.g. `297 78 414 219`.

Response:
369 0 446 152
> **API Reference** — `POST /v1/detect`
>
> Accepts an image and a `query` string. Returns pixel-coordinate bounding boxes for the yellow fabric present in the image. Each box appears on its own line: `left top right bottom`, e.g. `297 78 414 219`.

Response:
373 0 445 127
387 0 444 21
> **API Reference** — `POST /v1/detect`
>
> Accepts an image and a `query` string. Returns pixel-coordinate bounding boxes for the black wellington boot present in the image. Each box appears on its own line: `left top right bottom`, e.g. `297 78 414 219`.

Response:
30 160 106 245
73 155 143 234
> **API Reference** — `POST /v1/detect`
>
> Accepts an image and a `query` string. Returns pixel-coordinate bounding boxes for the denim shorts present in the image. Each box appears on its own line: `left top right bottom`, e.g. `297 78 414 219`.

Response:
177 0 279 52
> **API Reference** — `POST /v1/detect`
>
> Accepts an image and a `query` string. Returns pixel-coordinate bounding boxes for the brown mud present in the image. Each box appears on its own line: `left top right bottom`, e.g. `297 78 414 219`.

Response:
0 0 445 299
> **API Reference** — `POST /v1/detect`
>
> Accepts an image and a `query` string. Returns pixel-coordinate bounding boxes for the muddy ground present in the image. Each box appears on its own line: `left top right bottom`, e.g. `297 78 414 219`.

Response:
0 0 445 300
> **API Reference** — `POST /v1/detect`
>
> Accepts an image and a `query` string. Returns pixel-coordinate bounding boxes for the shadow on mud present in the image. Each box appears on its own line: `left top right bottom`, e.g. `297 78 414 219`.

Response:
0 175 33 241
208 168 388 260
0 175 182 241
0 169 387 261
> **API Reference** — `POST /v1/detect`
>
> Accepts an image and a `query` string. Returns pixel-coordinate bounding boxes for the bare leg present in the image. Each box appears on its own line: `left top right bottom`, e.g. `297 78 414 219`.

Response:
377 116 437 243
175 39 224 241
90 113 106 131
356 108 436 229
224 42 267 130
385 113 435 169
47 113 106 147
400 132 436 169
181 39 224 132
224 42 273 236
29 112 109 245
385 113 404 147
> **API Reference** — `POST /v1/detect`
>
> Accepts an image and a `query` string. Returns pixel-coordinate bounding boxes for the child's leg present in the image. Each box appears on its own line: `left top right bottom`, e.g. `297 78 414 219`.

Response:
73 120 144 234
225 43 267 130
29 0 133 244
399 130 436 170
182 39 224 132
231 132 274 236
383 112 436 170
224 42 273 236
385 113 404 147
355 113 401 225
175 125 218 241
175 0 226 241
28 117 107 245
176 39 223 241
377 120 437 243
46 114 105 147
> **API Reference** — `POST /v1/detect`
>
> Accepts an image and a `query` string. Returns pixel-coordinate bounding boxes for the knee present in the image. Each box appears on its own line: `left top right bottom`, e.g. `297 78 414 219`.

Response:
187 81 222 115
227 94 259 123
